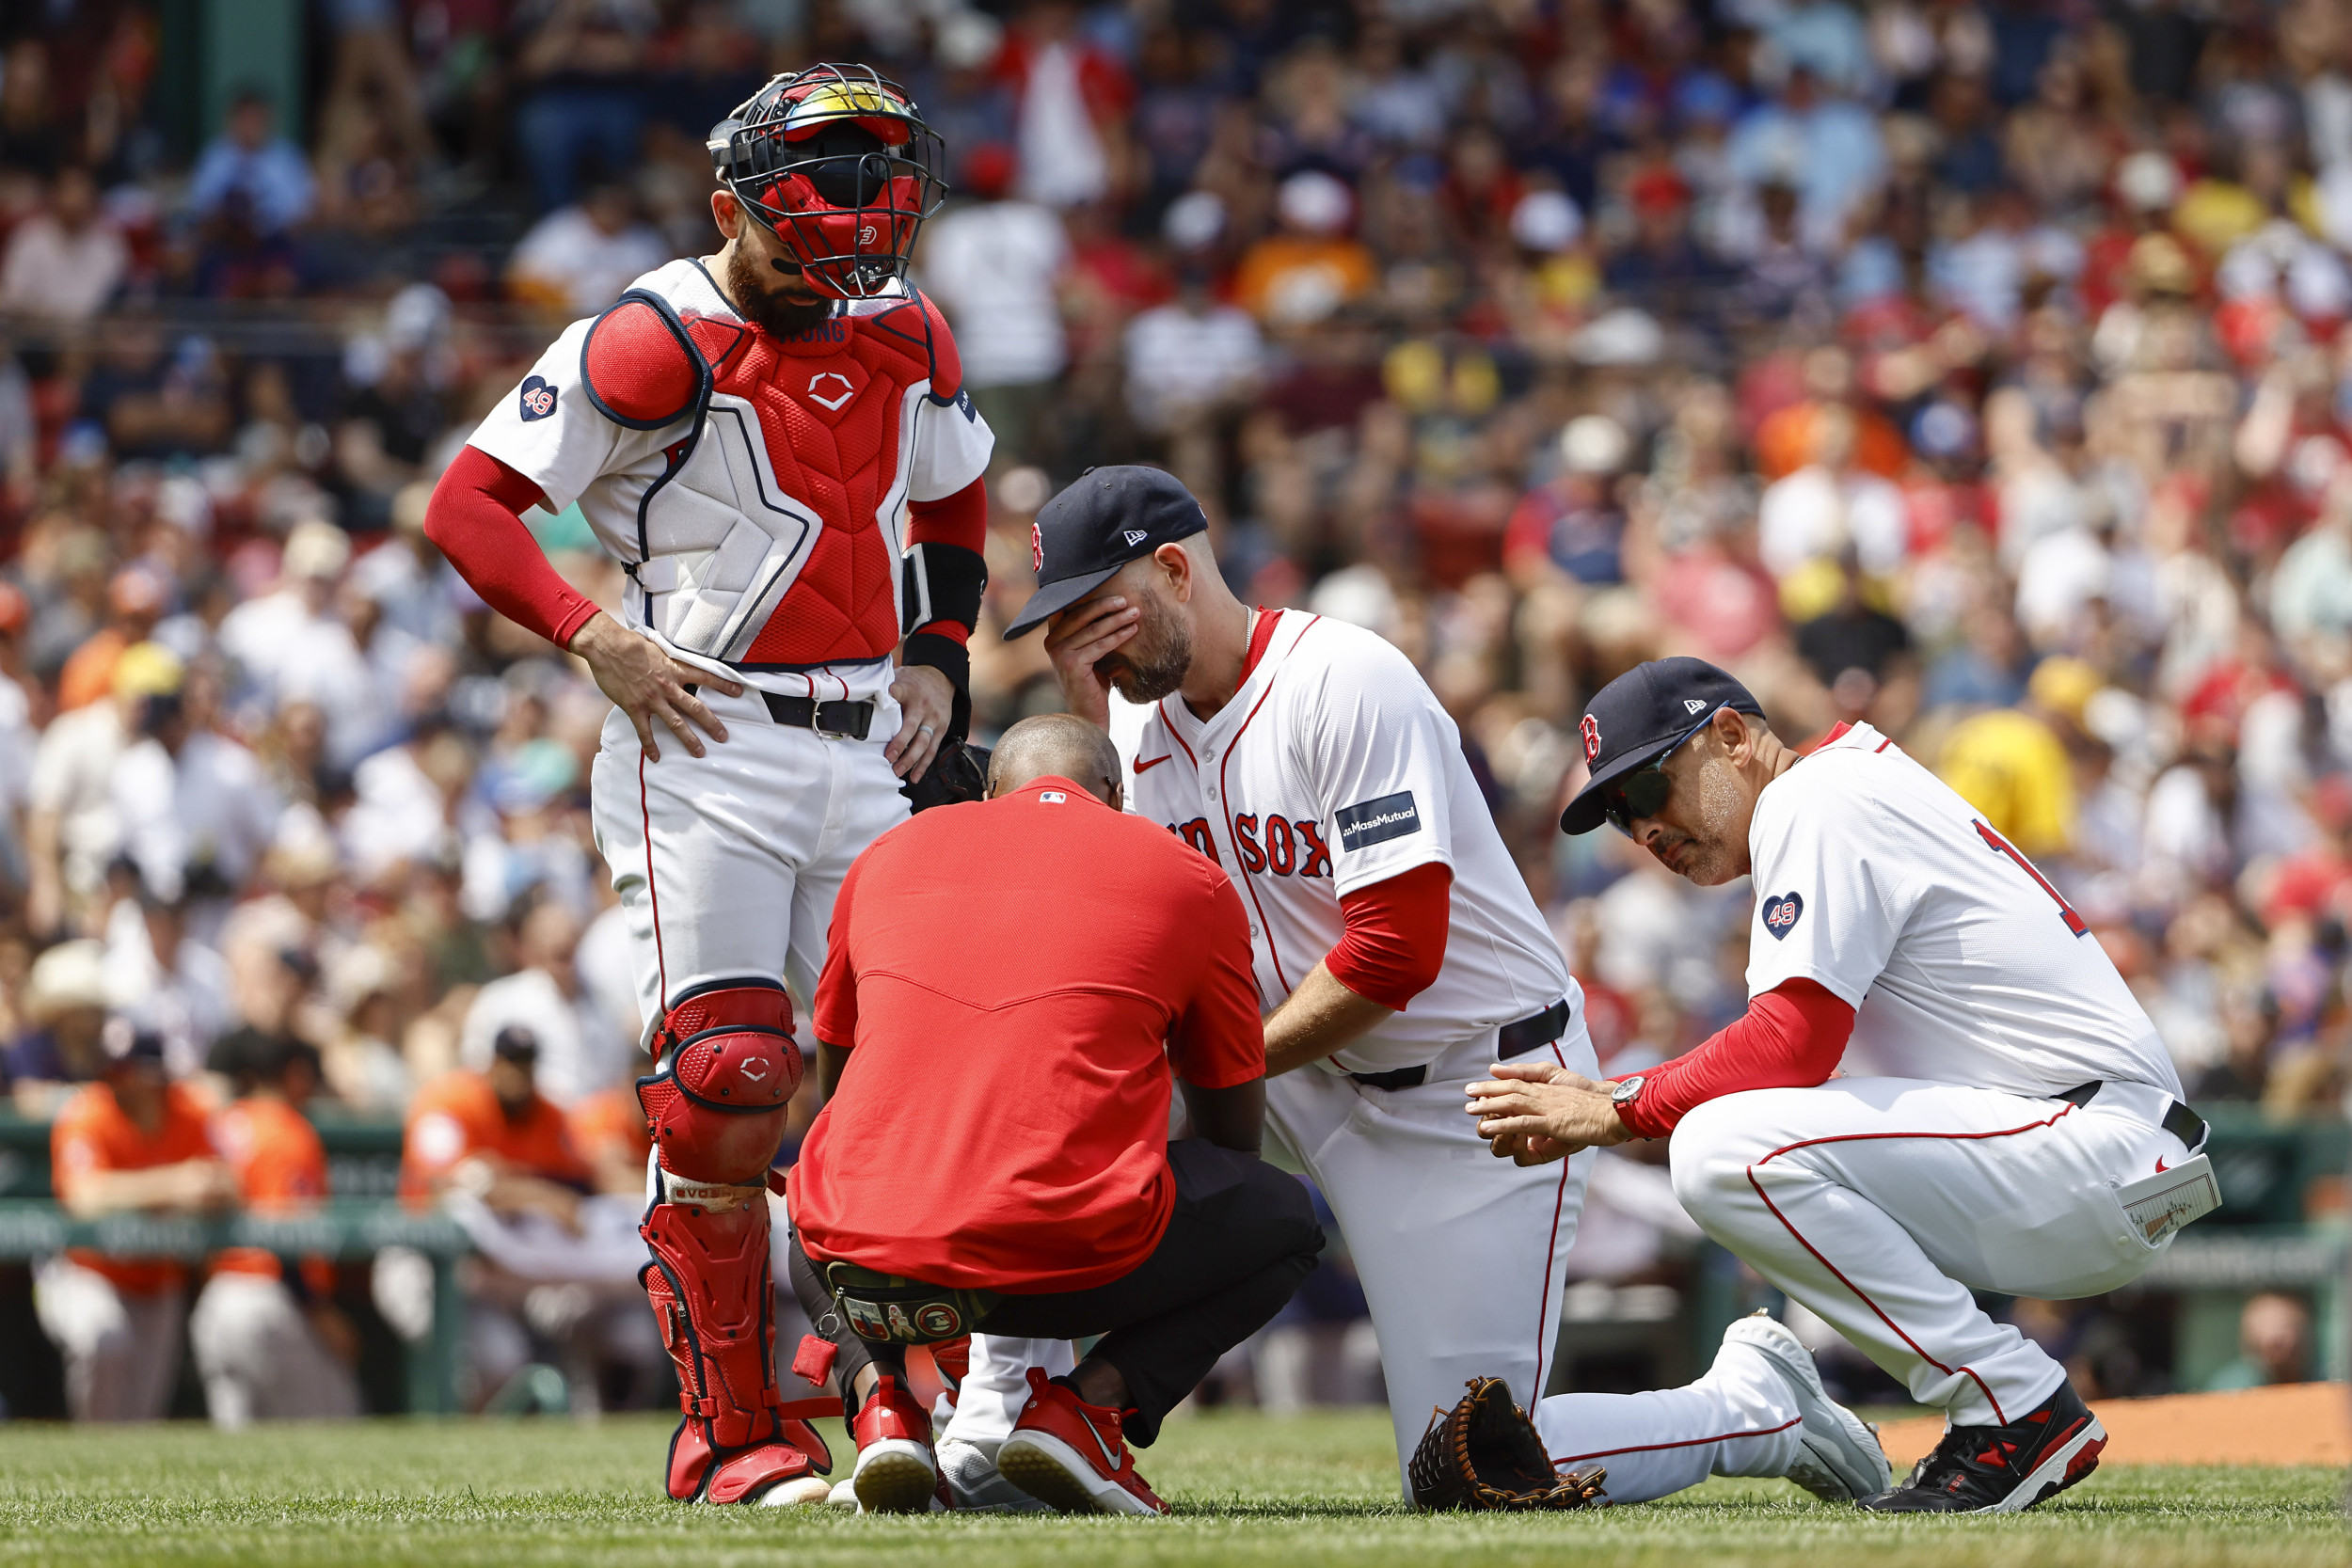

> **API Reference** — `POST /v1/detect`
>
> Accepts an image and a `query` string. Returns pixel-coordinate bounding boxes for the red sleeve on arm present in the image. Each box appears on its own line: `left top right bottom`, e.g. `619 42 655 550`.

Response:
1324 862 1453 1011
1616 978 1854 1140
1168 866 1267 1088
423 447 602 649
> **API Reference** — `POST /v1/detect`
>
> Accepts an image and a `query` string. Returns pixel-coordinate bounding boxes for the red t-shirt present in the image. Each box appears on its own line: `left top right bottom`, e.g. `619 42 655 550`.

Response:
791 776 1264 1291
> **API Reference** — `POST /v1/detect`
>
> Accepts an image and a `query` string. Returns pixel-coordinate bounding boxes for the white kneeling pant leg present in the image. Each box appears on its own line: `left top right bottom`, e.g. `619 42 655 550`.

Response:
1268 1028 1593 1490
1670 1078 2190 1426
1535 1329 1804 1503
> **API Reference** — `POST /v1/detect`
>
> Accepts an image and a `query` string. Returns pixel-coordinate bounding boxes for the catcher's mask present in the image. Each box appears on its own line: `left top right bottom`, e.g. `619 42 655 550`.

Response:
707 63 947 300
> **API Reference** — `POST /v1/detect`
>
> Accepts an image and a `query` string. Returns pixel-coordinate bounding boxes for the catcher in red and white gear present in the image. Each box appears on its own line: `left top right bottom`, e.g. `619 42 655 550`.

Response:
423 63 993 1507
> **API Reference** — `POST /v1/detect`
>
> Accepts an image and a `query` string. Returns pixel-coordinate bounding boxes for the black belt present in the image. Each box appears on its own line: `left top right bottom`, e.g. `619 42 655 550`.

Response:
2055 1080 2208 1150
1348 999 1573 1092
763 691 874 739
679 684 877 741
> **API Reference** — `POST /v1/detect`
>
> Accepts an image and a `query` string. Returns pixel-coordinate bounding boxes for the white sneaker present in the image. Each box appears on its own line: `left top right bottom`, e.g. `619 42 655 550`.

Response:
937 1436 1054 1513
824 1477 860 1511
755 1476 834 1508
1721 1310 1889 1503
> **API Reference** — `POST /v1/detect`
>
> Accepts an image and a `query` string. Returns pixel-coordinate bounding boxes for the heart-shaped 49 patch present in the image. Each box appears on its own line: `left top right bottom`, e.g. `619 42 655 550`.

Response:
1761 892 1804 939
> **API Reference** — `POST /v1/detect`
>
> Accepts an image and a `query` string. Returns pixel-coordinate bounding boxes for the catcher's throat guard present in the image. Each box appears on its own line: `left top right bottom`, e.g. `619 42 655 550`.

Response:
708 62 946 299
1408 1376 1609 1513
636 978 826 1502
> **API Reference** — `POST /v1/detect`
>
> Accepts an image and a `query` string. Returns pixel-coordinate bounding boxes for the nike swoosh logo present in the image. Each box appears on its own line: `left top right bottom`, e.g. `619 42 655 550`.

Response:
1134 755 1171 773
1079 1411 1121 1471
2154 1158 2169 1174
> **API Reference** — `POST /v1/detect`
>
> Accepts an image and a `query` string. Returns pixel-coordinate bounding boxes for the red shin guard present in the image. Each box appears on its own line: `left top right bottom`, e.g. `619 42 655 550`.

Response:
636 978 825 1503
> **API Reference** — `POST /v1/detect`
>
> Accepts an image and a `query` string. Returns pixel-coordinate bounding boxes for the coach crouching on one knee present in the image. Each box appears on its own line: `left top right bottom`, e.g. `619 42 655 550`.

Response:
1470 657 2219 1514
785 714 1323 1517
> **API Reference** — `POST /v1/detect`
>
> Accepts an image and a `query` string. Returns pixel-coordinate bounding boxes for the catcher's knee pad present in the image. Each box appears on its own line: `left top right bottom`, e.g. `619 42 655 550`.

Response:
641 1172 833 1500
637 977 801 1185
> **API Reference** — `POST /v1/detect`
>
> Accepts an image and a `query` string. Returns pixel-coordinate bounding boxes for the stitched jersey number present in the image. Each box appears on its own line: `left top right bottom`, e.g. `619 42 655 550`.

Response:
1972 820 2087 936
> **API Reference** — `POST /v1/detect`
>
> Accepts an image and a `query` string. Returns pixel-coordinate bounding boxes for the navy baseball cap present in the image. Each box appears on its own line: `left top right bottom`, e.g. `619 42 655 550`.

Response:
1004 466 1208 639
1560 657 1767 835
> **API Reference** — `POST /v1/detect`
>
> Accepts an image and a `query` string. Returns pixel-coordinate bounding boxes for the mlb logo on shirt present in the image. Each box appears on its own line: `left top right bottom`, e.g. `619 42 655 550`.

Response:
1039 790 1068 803
518 375 557 421
1337 791 1421 850
1761 892 1804 939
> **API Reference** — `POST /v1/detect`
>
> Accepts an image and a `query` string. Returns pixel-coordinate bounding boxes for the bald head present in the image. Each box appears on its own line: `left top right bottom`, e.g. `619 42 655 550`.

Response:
989 714 1124 805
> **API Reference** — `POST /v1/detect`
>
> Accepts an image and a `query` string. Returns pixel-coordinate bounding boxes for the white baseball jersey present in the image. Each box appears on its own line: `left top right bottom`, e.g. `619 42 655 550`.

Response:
1111 610 1572 1071
1746 721 2180 1100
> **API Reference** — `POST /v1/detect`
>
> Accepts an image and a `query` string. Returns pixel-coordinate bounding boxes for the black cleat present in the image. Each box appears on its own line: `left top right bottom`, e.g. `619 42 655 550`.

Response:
1858 1380 2106 1514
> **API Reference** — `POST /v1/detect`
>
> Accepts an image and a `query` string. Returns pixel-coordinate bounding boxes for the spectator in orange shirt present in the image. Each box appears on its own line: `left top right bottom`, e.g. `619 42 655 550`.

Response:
189 1034 362 1428
36 1020 237 1421
402 1026 656 1411
54 563 168 714
401 1024 593 1217
565 1062 653 1196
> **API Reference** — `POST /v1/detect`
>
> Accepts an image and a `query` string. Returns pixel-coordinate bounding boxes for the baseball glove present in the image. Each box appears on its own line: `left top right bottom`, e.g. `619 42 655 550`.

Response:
1406 1376 1609 1513
900 742 991 813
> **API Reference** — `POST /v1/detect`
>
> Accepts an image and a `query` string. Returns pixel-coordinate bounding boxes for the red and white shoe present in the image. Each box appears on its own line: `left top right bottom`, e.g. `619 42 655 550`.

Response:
850 1374 939 1514
995 1368 1168 1515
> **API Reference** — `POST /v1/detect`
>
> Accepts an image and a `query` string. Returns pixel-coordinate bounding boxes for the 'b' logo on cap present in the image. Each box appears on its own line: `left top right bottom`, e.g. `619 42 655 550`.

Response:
1030 521 1043 573
1580 713 1600 763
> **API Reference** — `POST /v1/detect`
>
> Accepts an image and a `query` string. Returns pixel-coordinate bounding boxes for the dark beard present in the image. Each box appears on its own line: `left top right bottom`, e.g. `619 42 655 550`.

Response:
1099 613 1194 704
723 245 835 341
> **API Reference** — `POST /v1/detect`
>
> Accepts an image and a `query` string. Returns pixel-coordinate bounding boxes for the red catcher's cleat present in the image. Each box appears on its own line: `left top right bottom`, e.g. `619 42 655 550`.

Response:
850 1374 939 1514
996 1367 1168 1515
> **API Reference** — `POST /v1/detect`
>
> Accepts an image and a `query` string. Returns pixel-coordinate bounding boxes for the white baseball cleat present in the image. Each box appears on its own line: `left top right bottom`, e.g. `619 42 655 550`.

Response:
1721 1309 1890 1503
937 1436 1054 1513
824 1477 860 1510
755 1475 834 1508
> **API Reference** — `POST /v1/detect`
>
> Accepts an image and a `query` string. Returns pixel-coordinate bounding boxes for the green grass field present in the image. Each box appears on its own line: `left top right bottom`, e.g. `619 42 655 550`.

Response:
0 1410 2340 1568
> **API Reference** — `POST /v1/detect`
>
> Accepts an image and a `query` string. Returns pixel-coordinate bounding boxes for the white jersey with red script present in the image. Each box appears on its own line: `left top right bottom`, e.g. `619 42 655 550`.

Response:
1746 720 2180 1101
467 259 993 703
1112 608 1573 1074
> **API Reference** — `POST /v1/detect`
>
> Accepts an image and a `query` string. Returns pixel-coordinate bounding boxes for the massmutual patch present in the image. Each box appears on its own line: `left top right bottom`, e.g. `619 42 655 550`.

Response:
1336 791 1421 851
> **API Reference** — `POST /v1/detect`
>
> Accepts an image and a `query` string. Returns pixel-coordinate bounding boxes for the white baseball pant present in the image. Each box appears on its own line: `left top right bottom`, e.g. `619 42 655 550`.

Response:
589 684 911 1027
1668 1077 2200 1427
188 1272 362 1429
34 1259 183 1421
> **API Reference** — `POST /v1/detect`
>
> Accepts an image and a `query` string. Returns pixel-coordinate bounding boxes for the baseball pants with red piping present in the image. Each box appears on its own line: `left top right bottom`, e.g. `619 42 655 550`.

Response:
588 686 911 1035
1662 1076 2200 1429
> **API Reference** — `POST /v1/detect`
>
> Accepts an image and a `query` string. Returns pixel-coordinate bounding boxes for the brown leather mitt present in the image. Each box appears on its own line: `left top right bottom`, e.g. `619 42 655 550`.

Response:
1406 1376 1610 1512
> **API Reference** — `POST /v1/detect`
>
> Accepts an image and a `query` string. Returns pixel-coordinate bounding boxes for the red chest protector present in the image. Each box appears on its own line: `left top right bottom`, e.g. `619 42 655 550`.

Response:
581 276 960 669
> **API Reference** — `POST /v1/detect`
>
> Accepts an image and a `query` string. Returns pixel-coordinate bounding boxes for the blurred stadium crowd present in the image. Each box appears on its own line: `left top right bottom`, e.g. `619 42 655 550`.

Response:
0 0 2343 1422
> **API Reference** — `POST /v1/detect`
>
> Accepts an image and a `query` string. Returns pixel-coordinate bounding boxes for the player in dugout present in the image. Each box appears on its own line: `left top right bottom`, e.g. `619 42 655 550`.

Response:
781 714 1325 1515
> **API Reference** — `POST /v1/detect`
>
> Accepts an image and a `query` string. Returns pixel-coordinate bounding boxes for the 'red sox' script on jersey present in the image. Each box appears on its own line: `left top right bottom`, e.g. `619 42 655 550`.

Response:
1109 609 1573 1074
467 259 993 700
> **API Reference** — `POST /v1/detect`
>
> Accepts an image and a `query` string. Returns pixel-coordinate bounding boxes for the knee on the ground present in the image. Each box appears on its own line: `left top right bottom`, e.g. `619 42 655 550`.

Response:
1667 1095 1780 1225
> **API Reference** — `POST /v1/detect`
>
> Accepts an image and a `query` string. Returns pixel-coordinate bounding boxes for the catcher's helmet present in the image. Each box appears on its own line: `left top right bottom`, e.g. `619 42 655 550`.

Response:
707 63 947 299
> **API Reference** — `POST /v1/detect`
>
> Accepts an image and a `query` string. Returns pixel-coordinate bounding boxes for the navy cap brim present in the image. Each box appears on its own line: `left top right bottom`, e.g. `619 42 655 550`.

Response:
1560 741 1679 835
1003 562 1124 640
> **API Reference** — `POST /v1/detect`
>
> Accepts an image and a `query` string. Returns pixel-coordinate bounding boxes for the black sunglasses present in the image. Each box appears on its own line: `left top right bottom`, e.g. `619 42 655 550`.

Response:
1600 708 1723 834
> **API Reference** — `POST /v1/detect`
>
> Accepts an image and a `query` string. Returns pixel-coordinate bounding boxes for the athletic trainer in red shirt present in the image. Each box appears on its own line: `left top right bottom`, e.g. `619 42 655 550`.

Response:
787 713 1323 1515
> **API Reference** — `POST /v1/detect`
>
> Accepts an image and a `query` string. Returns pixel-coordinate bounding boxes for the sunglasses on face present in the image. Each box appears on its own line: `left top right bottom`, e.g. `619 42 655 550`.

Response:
1600 708 1723 834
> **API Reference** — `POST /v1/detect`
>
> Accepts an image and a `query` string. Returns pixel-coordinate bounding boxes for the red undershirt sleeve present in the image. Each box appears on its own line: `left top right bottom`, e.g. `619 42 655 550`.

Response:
1615 978 1855 1140
903 475 987 647
1324 861 1453 1011
424 446 602 650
